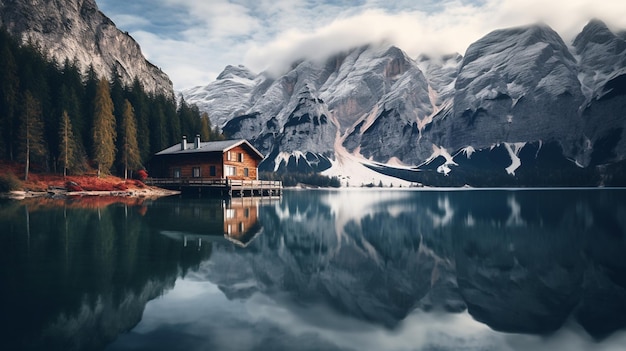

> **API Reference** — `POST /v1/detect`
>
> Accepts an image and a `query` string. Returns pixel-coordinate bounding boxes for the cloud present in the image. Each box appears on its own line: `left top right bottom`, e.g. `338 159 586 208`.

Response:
130 30 249 89
166 0 262 38
243 0 626 78
99 0 626 90
242 8 475 77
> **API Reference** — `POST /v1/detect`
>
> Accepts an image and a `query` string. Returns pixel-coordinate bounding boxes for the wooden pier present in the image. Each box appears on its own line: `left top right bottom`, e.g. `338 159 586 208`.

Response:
146 178 282 197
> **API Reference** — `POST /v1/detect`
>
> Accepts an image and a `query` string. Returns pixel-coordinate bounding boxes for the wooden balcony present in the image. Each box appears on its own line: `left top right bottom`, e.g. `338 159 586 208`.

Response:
146 177 282 197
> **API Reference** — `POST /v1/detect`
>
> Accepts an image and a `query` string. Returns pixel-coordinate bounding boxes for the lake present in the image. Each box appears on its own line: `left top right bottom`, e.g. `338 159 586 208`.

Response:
1 189 626 351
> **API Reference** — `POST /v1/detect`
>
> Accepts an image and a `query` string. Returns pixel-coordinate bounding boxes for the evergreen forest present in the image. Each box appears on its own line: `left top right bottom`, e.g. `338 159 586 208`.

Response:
0 27 222 179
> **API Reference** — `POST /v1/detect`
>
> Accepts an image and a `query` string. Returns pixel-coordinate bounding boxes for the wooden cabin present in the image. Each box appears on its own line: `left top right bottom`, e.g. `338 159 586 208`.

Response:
150 136 264 180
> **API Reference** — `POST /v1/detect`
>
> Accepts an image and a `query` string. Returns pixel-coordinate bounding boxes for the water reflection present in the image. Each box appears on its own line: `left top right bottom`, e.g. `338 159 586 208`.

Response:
0 197 214 351
148 197 268 248
2 189 626 351
118 189 626 350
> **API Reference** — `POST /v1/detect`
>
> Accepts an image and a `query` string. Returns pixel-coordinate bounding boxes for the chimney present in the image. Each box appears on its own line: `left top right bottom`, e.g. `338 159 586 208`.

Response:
194 134 201 149
181 135 187 150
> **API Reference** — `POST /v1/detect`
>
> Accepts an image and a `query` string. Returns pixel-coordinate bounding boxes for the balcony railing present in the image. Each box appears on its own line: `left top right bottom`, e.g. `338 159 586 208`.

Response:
146 178 282 189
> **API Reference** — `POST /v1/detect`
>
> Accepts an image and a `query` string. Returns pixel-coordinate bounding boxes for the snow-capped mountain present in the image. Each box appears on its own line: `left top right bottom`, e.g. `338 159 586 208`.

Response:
575 20 626 169
448 24 583 156
0 0 174 97
183 20 626 187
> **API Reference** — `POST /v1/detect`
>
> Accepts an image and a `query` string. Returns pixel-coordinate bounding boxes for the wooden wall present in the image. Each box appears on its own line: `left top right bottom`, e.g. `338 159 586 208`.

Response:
151 153 223 179
150 146 261 180
223 145 260 180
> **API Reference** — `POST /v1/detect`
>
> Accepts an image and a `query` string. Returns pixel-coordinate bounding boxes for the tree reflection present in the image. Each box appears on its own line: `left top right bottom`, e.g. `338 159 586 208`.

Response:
0 198 212 350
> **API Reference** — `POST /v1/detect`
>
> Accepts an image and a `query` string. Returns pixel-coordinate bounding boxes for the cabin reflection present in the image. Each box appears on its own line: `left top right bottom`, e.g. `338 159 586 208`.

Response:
149 197 271 248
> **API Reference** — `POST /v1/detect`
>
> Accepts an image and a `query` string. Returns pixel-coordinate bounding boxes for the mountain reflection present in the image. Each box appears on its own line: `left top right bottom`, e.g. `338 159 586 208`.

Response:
194 189 626 340
2 189 626 351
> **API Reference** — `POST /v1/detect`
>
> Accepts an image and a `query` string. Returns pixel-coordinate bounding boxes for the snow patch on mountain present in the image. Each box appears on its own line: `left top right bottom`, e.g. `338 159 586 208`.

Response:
420 145 457 176
458 146 476 159
322 142 412 187
504 142 527 175
273 151 305 172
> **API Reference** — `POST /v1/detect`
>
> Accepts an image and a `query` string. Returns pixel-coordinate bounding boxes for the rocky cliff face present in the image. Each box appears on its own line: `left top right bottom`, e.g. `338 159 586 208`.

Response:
183 20 626 186
448 25 584 157
574 20 626 167
0 0 174 97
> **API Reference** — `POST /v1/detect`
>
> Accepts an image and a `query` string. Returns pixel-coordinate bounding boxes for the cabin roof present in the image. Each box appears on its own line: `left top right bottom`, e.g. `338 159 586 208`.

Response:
155 139 264 159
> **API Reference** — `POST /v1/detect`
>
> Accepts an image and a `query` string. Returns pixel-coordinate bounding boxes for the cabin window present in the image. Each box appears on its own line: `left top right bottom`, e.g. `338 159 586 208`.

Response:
238 222 245 233
192 167 201 178
225 209 235 219
210 165 216 177
225 165 236 177
238 153 244 162
244 208 250 218
227 151 232 161
173 168 181 178
243 168 249 177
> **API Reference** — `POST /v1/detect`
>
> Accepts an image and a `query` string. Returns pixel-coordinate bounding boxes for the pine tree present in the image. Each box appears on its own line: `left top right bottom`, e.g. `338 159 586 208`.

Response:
200 112 211 141
109 67 125 152
19 42 52 168
119 99 141 180
0 40 19 160
164 95 180 145
60 58 86 144
45 57 64 168
0 30 22 160
129 78 150 162
58 110 78 177
18 91 46 181
82 64 98 153
92 78 117 176
212 126 225 141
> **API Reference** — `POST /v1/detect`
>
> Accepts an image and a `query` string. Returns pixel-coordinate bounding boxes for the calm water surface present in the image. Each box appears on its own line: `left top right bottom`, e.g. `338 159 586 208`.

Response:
1 189 626 351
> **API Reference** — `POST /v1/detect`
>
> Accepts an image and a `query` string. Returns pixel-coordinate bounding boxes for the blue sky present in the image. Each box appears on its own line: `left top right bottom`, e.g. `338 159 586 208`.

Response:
97 0 626 91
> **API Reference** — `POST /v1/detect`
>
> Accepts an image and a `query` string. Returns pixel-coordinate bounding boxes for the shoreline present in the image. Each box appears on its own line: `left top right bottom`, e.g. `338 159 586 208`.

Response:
1 187 180 200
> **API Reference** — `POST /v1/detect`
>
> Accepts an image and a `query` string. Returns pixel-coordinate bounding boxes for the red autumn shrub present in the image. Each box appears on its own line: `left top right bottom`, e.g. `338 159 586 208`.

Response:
135 169 148 181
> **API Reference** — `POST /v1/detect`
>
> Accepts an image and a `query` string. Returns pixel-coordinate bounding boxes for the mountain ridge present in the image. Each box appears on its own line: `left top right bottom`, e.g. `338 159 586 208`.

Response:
0 0 174 97
183 19 626 186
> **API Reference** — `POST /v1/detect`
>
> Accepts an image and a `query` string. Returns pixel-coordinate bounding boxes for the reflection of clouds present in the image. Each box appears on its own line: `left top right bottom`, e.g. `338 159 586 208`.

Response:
117 279 496 351
114 278 626 351
503 322 626 351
